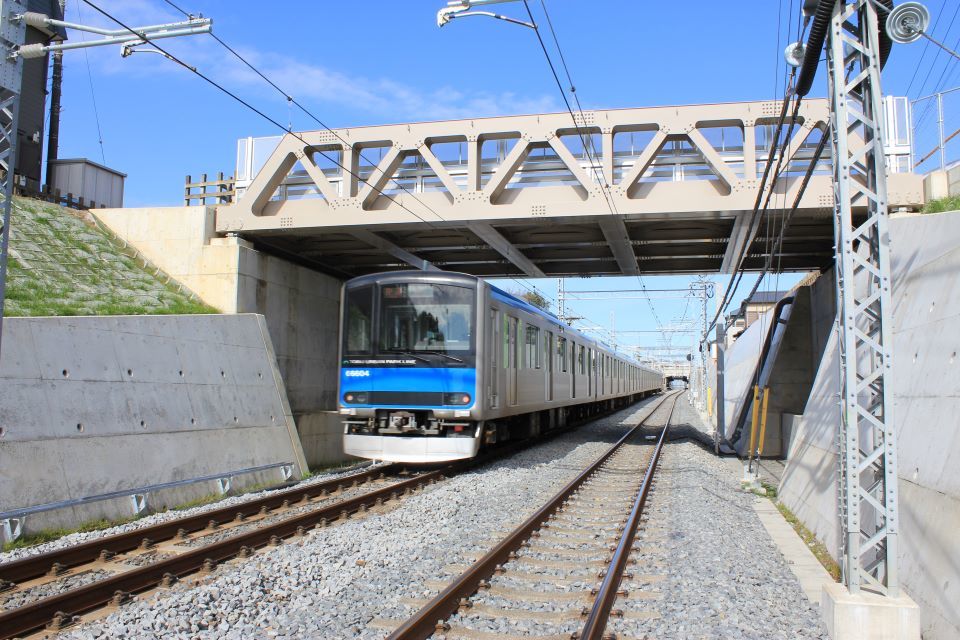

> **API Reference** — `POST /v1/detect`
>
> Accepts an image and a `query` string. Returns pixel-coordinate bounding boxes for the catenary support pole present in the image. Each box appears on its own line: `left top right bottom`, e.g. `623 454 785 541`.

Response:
45 50 61 190
826 0 899 596
714 320 725 454
0 0 27 355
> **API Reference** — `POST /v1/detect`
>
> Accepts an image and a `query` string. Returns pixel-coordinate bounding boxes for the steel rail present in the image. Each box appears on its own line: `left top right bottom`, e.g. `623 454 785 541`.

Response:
0 394 656 638
386 392 677 640
0 397 642 587
577 394 678 639
0 467 443 639
0 463 401 585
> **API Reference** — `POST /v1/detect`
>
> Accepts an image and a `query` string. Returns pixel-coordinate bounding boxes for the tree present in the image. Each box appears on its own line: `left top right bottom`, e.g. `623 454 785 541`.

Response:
514 289 551 312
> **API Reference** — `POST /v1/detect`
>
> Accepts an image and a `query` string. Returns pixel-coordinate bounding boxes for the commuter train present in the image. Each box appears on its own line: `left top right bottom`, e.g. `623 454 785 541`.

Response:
338 271 664 463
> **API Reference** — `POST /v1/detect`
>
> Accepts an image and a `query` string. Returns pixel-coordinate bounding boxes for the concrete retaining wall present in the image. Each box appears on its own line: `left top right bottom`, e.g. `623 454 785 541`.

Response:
719 285 830 456
0 314 308 537
779 210 960 639
93 206 346 469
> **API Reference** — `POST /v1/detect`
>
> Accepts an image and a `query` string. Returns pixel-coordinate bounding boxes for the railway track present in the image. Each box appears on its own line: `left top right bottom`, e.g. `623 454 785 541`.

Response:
0 396 657 638
383 391 679 640
0 463 441 638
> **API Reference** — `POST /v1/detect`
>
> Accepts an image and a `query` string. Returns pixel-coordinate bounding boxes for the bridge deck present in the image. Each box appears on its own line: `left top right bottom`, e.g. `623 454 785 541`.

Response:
216 100 923 278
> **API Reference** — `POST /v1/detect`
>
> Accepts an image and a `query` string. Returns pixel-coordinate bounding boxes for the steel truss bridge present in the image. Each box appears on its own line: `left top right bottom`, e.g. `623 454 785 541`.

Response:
217 99 922 279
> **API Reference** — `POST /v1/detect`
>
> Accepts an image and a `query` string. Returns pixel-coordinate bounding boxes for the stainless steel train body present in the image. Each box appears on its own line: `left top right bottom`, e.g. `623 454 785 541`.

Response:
339 271 664 463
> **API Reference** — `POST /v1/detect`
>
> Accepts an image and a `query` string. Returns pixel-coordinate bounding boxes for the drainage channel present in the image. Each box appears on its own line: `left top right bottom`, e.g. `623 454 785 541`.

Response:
382 391 678 640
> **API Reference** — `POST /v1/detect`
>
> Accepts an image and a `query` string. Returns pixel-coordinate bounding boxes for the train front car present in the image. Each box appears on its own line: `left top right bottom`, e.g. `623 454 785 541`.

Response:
339 272 480 463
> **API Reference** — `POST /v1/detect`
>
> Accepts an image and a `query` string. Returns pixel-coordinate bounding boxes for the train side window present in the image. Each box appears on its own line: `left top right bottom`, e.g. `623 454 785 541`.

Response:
545 331 553 371
525 324 540 369
558 337 568 373
542 330 550 369
578 345 586 374
503 313 510 368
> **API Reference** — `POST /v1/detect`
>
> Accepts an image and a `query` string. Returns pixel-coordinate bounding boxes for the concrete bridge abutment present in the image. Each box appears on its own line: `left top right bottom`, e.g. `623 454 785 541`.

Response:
93 205 348 470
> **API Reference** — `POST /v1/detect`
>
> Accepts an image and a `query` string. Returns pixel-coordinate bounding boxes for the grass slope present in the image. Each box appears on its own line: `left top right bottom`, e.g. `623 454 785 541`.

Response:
4 197 217 316
922 194 960 214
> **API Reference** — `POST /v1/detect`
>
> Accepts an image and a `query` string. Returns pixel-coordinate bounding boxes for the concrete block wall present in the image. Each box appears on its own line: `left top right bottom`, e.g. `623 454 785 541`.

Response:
922 166 960 202
94 206 346 469
779 210 960 639
0 314 308 536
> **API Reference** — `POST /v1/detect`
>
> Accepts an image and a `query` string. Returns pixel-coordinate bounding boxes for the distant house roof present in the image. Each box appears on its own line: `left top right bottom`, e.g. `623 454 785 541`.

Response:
745 290 789 306
724 290 790 325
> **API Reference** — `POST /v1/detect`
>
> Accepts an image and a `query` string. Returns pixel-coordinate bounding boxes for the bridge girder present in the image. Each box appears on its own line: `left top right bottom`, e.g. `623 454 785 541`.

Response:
217 99 923 278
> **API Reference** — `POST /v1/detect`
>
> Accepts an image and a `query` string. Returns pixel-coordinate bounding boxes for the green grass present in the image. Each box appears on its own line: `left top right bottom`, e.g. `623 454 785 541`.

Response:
2 516 139 553
3 196 219 317
922 194 960 214
2 480 287 552
760 480 778 499
308 460 365 475
772 499 842 581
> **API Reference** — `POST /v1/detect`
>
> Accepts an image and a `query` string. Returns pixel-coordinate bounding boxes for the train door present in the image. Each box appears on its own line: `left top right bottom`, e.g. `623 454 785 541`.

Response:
506 316 518 406
571 342 577 399
588 348 592 397
546 331 554 401
488 308 499 408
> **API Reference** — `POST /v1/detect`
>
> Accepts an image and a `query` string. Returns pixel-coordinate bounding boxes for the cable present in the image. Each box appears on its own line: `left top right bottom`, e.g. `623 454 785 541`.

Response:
912 1 960 124
92 2 620 353
160 0 191 18
704 0 806 343
81 0 443 229
525 0 671 346
728 95 803 300
521 1 620 218
914 33 960 131
205 31 449 223
703 85 799 341
904 0 945 96
737 124 831 316
75 0 106 164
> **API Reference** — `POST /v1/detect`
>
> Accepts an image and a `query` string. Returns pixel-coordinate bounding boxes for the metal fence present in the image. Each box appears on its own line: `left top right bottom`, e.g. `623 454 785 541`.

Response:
912 85 960 173
14 183 107 210
184 172 235 205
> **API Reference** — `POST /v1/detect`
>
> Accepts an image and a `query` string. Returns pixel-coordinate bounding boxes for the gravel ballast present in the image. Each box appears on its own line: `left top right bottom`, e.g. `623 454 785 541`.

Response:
20 394 829 639
57 399 662 639
0 462 376 565
607 396 827 640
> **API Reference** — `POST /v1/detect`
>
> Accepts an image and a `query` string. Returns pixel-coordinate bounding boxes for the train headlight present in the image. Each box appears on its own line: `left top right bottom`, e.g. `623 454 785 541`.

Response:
343 392 368 404
443 392 471 405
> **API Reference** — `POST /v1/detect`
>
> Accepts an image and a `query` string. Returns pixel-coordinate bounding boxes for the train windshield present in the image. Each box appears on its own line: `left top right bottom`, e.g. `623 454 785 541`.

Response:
378 283 474 354
343 285 375 355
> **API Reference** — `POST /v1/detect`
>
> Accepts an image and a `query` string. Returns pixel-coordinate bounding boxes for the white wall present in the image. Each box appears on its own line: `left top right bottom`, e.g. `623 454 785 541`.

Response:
93 206 347 468
779 210 960 640
0 314 307 536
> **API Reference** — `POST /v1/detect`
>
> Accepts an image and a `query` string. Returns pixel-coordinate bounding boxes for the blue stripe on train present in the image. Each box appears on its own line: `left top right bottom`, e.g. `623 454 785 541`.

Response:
340 367 477 409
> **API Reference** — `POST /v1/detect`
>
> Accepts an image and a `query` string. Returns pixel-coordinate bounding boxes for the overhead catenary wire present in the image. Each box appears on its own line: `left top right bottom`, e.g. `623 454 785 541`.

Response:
523 0 670 345
74 0 106 164
156 0 585 323
160 0 191 18
912 1 960 126
737 123 831 318
80 0 452 232
724 94 803 311
702 83 799 341
146 1 681 353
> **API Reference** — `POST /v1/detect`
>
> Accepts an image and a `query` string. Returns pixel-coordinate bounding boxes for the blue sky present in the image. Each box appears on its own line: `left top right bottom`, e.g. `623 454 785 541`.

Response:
54 0 960 358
